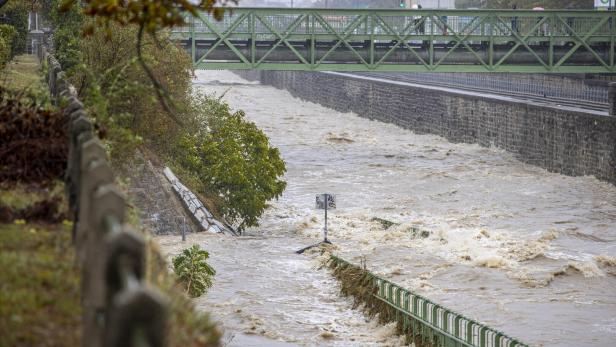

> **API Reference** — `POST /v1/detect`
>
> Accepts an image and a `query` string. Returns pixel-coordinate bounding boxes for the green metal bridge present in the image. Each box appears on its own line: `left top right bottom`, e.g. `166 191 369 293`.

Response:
171 8 616 73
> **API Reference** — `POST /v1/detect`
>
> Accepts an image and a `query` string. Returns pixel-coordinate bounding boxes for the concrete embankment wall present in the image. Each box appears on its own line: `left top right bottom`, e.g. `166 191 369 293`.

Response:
235 70 616 185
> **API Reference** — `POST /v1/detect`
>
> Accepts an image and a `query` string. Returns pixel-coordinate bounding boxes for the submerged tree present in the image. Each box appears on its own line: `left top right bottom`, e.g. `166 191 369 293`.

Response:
172 245 216 297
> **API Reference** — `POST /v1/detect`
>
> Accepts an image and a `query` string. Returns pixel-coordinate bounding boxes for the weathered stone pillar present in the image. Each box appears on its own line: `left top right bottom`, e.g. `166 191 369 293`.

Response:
609 82 616 116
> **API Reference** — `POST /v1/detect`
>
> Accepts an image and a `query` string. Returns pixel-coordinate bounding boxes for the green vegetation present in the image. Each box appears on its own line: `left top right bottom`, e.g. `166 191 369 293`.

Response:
177 94 286 231
147 243 221 347
0 187 80 347
172 245 216 298
48 0 286 231
1 54 50 103
0 222 81 347
0 45 222 346
0 52 77 341
328 258 419 345
0 2 27 58
0 24 15 68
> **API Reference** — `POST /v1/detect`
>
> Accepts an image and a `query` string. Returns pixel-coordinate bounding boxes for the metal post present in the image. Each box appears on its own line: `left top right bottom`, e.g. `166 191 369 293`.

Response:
324 196 328 242
190 14 196 64
609 82 616 116
182 216 186 241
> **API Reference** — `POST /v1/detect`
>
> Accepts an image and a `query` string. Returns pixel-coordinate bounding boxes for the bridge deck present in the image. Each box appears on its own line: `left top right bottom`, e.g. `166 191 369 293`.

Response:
171 8 616 73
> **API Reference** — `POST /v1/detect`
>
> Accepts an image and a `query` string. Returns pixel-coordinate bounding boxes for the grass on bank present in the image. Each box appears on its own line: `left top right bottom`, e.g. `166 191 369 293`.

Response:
0 54 221 346
0 186 222 347
1 54 48 95
0 220 81 347
329 258 426 347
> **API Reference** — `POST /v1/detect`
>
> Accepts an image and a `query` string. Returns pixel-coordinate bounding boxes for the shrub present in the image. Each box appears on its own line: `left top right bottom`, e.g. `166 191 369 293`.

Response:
0 88 68 187
0 24 16 68
0 4 27 57
172 245 216 298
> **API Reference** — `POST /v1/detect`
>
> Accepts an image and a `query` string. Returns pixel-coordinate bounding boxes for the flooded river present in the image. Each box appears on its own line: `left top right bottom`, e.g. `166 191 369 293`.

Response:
157 70 616 347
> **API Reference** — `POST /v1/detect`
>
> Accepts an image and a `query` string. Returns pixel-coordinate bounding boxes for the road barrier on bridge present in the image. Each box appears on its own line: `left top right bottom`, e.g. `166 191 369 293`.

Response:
39 45 168 347
329 255 530 347
173 8 616 73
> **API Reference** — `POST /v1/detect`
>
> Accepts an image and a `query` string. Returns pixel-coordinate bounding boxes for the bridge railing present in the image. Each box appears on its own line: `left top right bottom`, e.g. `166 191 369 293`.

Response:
172 8 616 73
175 9 614 37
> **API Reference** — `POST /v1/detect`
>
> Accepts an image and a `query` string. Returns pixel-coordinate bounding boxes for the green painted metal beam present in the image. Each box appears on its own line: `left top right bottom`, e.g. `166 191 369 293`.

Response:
329 255 530 347
173 8 616 73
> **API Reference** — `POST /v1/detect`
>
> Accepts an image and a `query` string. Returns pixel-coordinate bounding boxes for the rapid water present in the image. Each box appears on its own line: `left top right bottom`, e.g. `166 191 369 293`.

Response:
157 70 616 347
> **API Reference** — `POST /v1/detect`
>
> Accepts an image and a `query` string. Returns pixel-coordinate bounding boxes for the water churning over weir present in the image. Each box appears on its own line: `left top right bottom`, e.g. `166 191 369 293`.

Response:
158 70 616 347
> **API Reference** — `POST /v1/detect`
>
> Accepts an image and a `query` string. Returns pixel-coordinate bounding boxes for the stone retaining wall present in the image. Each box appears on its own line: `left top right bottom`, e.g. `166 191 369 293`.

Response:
126 153 194 235
235 70 616 185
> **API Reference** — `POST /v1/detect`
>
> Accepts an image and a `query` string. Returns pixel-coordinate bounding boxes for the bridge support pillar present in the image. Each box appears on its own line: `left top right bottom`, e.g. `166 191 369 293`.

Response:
609 83 616 116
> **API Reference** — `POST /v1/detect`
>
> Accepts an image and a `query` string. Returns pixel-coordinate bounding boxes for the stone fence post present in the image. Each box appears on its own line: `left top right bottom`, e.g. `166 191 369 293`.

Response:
37 44 169 347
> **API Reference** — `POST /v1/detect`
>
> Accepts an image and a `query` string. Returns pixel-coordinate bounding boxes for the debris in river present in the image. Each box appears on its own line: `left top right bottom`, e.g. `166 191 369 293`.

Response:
326 132 355 144
371 217 397 230
596 255 616 276
320 331 335 339
596 255 616 267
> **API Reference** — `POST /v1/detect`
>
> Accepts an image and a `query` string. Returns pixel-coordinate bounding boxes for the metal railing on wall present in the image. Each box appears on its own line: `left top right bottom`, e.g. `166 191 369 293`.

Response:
358 71 610 105
330 255 530 347
38 44 168 347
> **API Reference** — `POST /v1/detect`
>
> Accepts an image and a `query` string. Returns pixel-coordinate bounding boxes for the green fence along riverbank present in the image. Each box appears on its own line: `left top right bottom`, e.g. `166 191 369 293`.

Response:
329 255 529 347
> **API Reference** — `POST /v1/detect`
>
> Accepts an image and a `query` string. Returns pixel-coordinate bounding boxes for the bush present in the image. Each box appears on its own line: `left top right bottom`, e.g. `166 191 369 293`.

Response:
177 93 287 232
172 245 216 298
0 4 27 57
64 20 192 163
0 24 16 68
0 88 68 187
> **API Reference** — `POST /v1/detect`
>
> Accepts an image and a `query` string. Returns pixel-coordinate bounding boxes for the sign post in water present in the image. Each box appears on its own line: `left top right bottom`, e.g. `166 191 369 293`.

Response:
315 193 336 243
296 193 336 254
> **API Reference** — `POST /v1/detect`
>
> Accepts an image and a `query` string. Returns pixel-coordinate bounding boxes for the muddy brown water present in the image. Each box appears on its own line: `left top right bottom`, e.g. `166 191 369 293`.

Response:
156 70 616 347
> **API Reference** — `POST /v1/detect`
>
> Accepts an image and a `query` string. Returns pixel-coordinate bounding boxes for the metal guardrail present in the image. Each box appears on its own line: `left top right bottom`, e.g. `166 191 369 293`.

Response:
172 8 616 73
39 45 168 347
329 255 530 347
610 83 616 115
356 71 610 106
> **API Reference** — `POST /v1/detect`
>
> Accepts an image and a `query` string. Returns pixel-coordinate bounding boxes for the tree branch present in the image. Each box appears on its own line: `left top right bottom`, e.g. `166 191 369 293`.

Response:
136 22 183 126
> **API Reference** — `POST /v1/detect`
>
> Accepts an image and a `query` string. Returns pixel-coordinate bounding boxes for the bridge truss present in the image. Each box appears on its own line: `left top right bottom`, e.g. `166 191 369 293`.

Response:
171 8 616 73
